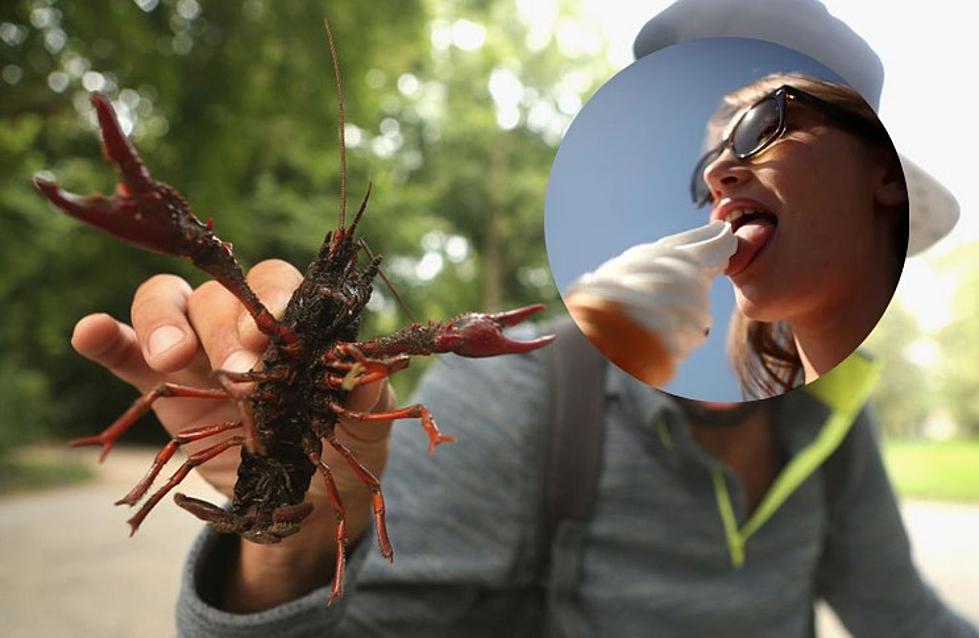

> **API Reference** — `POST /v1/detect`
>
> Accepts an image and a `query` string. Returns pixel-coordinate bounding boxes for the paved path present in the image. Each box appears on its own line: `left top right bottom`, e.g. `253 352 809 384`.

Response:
1 447 977 637
0 447 222 638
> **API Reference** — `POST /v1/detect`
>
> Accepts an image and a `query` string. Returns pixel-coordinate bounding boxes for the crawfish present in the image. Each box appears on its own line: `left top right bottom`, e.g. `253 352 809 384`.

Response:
33 20 553 603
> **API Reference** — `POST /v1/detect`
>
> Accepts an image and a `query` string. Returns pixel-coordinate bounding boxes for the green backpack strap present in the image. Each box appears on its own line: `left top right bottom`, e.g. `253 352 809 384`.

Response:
541 317 609 638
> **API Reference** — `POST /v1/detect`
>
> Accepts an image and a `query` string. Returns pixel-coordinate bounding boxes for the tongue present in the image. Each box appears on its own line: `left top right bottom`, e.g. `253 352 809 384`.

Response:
725 219 776 277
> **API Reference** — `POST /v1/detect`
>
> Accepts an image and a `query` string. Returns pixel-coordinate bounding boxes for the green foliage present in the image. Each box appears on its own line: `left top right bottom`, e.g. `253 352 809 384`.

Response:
866 243 979 439
865 302 934 438
933 242 979 436
0 452 94 495
884 439 979 503
0 0 612 448
0 0 427 447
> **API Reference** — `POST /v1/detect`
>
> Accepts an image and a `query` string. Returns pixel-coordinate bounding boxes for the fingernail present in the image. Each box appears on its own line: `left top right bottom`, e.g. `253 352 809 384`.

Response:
221 350 259 373
269 294 291 319
148 326 185 357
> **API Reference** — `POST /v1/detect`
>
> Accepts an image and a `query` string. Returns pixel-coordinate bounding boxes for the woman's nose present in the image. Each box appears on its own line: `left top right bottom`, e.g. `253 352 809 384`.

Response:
702 148 753 200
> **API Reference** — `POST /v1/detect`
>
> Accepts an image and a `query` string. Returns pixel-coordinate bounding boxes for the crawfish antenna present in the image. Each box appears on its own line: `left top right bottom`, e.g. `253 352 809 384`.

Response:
323 17 347 228
348 180 372 236
358 238 416 323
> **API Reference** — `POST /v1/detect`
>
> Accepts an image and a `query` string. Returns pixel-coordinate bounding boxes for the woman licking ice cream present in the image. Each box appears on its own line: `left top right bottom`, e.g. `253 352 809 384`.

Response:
693 73 909 396
565 69 950 398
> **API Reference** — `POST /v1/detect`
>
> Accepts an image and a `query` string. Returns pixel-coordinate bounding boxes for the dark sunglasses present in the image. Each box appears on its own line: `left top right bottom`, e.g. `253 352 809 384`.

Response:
690 85 889 207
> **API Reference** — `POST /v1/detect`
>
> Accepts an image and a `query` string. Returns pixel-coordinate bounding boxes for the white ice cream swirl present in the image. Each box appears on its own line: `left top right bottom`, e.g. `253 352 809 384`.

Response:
565 221 736 361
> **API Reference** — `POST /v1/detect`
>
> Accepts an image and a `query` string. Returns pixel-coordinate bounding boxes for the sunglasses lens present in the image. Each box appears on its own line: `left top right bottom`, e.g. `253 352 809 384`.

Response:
731 97 781 156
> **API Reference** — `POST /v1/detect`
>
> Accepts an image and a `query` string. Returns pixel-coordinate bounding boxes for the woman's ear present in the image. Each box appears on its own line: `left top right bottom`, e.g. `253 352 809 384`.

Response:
874 155 909 207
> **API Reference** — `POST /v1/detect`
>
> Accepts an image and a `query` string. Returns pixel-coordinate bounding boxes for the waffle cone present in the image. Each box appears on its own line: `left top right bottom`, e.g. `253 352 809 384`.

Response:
566 293 676 386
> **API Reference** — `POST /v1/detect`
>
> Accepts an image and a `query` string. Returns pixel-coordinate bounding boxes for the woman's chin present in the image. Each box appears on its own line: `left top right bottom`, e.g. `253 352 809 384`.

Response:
733 289 787 323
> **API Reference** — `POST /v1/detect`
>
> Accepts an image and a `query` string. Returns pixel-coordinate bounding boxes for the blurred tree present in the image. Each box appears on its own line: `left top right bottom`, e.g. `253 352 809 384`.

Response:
865 244 979 440
0 0 428 450
933 242 979 437
865 301 934 438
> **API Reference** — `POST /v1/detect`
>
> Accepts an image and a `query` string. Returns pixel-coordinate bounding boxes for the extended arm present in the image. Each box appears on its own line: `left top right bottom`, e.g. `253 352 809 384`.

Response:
815 408 977 637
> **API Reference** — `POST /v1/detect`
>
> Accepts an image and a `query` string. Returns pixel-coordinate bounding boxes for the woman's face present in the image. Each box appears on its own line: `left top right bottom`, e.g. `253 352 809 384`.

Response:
703 103 902 324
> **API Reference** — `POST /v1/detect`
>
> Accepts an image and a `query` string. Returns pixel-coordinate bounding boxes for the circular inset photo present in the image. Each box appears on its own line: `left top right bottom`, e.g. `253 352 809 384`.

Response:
545 38 909 401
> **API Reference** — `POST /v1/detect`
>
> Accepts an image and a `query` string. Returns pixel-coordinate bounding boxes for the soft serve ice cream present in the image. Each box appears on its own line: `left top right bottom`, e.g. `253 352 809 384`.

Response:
564 221 737 385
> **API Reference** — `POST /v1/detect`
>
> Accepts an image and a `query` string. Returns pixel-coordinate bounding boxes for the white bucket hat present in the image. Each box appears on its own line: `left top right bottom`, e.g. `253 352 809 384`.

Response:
633 0 959 256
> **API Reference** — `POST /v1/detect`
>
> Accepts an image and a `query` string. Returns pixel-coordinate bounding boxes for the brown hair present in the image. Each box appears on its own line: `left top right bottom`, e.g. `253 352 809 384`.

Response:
705 73 909 398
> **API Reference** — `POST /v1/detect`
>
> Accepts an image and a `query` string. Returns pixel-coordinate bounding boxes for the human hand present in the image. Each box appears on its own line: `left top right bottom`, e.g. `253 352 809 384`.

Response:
71 258 396 609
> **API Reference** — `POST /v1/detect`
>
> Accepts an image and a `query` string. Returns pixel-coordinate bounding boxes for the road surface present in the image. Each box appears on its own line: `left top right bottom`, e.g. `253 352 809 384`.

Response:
1 446 976 637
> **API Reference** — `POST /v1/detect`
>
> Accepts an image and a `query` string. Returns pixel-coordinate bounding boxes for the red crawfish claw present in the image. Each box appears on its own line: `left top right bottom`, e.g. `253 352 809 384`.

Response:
34 93 287 342
434 304 556 357
33 93 227 263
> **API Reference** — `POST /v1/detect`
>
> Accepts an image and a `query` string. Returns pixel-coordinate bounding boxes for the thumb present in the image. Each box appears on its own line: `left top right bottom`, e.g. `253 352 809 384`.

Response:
71 313 158 391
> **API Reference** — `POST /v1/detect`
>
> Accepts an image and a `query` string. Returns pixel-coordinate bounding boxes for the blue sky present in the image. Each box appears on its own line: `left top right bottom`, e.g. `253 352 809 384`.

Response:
544 37 847 401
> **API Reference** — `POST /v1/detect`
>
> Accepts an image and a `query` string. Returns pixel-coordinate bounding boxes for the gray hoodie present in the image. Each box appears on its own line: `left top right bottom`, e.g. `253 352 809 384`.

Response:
176 338 977 638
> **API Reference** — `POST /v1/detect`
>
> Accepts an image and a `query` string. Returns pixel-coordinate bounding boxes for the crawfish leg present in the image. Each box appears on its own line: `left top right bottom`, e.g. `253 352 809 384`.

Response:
126 435 244 535
116 420 242 507
309 453 348 605
211 368 264 455
212 366 294 456
329 401 455 457
71 383 229 462
325 430 393 563
174 493 244 535
323 345 410 390
212 368 286 384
